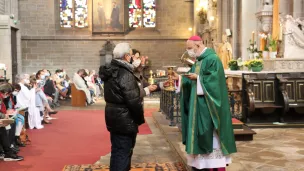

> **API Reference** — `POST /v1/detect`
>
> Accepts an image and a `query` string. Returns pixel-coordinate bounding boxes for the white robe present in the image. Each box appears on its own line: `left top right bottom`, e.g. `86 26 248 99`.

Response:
16 83 31 108
73 73 92 103
27 88 44 130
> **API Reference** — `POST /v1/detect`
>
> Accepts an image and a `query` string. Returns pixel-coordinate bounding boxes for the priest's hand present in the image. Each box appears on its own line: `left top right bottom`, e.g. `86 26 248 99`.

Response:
186 73 198 80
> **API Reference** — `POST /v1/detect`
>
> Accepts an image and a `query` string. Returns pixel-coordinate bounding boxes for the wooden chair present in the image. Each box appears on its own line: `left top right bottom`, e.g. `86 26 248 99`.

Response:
71 84 87 107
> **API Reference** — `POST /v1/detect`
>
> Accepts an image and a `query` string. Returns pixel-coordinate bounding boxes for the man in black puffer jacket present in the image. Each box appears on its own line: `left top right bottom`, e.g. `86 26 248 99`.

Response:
99 43 144 171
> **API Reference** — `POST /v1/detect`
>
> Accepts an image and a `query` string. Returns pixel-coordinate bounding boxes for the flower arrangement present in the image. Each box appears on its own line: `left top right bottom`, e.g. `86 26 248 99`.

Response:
244 59 264 72
228 60 239 70
268 34 277 52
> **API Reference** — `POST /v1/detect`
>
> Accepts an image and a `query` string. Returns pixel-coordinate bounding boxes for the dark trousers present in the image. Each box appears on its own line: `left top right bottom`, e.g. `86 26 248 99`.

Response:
110 132 137 171
8 123 16 146
0 127 12 154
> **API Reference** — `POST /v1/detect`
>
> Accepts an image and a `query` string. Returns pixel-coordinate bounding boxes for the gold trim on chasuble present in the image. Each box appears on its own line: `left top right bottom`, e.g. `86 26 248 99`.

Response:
189 61 202 154
202 71 229 155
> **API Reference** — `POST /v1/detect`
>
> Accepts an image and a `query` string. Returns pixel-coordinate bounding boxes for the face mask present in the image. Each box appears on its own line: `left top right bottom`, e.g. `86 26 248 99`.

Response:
187 49 197 58
41 75 45 80
132 59 141 68
24 79 30 84
45 73 50 77
12 91 18 96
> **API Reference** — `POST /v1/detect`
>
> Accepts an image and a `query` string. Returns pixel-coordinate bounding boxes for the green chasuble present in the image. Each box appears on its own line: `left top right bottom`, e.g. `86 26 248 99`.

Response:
180 48 237 155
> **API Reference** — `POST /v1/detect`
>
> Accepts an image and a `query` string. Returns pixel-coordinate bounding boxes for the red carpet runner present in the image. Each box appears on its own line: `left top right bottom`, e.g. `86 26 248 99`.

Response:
0 109 156 171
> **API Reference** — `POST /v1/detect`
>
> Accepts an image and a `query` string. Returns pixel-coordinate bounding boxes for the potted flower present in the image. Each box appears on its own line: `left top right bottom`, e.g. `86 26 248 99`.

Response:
228 60 239 70
268 35 277 59
244 60 251 70
263 46 269 59
247 40 258 60
249 59 263 72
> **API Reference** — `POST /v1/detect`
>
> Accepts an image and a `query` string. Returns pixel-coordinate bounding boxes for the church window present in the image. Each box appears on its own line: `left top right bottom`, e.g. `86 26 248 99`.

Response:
129 0 156 28
60 0 88 28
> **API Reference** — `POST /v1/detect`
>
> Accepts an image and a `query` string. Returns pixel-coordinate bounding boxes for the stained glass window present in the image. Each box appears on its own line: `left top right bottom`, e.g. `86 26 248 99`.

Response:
60 0 88 28
129 0 156 28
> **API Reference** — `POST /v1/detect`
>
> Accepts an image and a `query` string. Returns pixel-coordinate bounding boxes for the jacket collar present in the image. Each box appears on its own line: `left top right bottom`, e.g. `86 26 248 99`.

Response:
111 59 135 73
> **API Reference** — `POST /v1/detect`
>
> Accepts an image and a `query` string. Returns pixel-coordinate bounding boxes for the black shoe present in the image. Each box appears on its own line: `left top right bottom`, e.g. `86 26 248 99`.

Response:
3 153 24 161
10 146 19 154
49 111 58 115
0 152 4 160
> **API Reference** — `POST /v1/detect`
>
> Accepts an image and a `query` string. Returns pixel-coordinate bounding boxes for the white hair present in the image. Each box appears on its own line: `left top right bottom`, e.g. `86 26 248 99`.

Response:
113 43 131 59
15 73 29 83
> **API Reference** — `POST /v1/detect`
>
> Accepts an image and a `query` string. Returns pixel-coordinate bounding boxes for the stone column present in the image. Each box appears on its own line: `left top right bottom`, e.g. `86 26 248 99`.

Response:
217 0 222 43
293 0 304 18
232 0 239 59
280 0 291 16
241 0 258 60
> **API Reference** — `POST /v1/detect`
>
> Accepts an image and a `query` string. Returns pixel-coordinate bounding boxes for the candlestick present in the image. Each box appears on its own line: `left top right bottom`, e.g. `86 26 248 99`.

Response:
252 31 255 44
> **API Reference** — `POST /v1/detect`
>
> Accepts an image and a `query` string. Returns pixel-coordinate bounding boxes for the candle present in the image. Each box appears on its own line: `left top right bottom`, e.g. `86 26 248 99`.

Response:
252 31 255 43
279 23 283 40
260 37 265 51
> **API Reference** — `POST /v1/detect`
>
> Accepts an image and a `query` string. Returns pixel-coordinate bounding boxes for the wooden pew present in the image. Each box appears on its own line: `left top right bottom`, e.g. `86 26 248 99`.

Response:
71 84 87 107
242 73 285 123
277 72 304 121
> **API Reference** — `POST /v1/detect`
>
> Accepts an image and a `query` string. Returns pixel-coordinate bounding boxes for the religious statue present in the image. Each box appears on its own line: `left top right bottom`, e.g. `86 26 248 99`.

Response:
218 34 232 69
282 15 304 58
97 2 106 28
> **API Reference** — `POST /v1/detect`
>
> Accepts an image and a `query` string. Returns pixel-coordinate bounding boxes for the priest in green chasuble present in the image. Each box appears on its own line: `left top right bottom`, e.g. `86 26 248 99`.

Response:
173 36 237 171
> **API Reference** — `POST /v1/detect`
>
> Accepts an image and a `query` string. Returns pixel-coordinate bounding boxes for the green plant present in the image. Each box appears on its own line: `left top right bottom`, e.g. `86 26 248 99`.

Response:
197 9 207 24
268 35 278 52
228 60 238 68
248 59 263 68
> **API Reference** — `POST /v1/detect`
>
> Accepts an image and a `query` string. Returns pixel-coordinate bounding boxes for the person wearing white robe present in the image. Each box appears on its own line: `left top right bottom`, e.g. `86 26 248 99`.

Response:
73 69 92 105
15 74 43 129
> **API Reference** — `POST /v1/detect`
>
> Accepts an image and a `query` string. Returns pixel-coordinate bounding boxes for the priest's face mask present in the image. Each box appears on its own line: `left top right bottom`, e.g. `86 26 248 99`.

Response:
186 41 200 58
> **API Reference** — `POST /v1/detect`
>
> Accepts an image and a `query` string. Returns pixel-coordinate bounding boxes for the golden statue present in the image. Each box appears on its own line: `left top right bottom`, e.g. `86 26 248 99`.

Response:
218 34 232 69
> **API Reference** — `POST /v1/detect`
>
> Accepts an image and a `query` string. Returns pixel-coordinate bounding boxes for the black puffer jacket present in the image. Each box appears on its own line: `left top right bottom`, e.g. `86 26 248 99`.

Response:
99 59 144 134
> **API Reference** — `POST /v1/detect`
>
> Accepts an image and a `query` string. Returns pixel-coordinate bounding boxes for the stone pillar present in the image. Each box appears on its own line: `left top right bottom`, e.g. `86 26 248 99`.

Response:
241 0 257 60
280 0 291 16
293 0 304 18
232 0 239 59
217 0 222 43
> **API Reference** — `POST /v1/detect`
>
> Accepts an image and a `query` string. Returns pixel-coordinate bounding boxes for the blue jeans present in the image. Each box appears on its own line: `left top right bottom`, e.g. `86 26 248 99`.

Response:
110 133 137 171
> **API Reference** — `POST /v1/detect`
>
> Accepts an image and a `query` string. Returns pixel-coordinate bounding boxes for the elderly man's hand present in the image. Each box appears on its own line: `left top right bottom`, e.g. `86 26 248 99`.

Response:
148 85 158 92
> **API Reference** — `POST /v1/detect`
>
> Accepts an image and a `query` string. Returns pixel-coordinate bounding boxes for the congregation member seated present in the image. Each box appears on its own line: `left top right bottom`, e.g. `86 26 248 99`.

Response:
85 69 98 103
60 69 71 98
33 72 58 123
0 83 24 161
73 69 93 105
43 70 60 107
3 84 26 149
53 69 68 99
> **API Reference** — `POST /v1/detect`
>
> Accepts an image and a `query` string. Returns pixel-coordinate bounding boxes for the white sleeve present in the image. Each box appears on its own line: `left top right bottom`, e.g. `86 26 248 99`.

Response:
159 82 164 90
175 75 182 93
144 87 150 95
197 75 204 95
